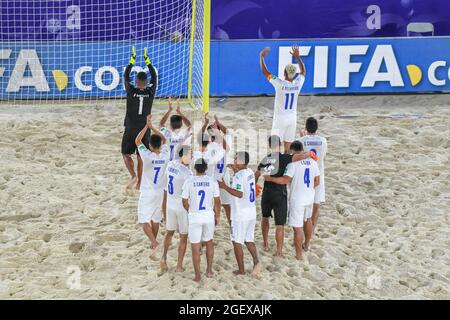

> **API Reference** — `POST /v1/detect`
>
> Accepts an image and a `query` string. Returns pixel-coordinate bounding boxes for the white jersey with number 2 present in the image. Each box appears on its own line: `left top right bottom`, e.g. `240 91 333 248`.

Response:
269 74 305 117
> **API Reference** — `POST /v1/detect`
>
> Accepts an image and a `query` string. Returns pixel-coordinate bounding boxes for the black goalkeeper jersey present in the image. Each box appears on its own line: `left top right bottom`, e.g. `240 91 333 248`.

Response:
123 62 157 128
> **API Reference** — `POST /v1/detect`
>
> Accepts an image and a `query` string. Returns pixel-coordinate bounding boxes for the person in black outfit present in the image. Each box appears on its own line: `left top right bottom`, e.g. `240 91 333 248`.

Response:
255 135 310 257
121 47 158 190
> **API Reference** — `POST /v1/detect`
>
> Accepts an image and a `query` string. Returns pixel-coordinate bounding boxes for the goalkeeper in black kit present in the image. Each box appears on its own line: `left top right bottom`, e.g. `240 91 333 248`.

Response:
122 47 158 190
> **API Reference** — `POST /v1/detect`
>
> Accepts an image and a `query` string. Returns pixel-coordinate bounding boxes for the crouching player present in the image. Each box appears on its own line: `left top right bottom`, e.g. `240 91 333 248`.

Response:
219 152 261 277
160 145 193 273
135 115 170 256
182 159 221 282
264 141 320 259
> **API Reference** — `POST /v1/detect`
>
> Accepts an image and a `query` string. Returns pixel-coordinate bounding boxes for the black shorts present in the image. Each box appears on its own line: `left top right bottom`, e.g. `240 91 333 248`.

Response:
261 188 288 225
121 126 150 155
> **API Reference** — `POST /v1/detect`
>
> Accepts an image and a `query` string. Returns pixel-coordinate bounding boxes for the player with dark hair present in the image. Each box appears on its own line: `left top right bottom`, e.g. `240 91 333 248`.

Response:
182 158 221 282
122 47 158 190
255 135 311 257
299 117 327 236
219 151 261 277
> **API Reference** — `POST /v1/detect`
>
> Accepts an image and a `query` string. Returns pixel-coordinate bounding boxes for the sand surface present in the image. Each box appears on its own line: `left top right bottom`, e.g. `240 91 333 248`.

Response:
0 95 449 299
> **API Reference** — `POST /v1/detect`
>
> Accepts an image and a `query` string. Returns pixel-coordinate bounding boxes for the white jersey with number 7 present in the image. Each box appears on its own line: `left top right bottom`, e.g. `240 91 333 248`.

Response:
268 74 305 117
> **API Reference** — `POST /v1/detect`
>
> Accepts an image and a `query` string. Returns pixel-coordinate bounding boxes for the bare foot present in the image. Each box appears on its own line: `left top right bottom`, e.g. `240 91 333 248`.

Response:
160 259 168 272
206 271 214 278
295 254 304 261
150 242 160 256
303 242 310 252
233 270 245 276
193 275 201 282
126 176 138 190
275 251 284 258
251 262 262 277
263 243 270 252
175 266 185 273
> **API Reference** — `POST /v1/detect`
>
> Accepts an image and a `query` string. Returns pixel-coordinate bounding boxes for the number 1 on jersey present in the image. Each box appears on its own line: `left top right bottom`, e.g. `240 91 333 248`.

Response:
138 96 144 115
284 93 295 110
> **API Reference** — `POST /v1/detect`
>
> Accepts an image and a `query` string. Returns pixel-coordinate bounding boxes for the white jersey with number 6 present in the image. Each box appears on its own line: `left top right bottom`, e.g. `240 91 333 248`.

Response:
182 175 220 223
268 74 305 117
137 144 170 193
285 159 320 207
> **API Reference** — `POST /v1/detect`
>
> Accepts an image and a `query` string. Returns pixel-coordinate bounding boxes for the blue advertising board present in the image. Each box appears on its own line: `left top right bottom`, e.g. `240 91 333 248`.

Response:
0 37 449 98
210 37 450 95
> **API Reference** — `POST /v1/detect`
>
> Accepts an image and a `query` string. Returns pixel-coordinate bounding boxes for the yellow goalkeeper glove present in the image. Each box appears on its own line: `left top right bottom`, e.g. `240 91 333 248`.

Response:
144 47 151 65
129 46 136 65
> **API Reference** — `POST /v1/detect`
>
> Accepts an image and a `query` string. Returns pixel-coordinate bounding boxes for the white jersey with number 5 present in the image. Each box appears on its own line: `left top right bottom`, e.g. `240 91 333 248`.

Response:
137 144 170 193
230 168 257 222
182 175 220 223
285 159 320 207
268 74 305 117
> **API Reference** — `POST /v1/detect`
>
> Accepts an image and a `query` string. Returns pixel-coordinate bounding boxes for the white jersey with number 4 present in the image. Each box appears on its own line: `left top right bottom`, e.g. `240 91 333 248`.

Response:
182 175 220 224
299 134 327 182
164 160 193 211
285 159 320 207
269 74 305 117
230 168 257 222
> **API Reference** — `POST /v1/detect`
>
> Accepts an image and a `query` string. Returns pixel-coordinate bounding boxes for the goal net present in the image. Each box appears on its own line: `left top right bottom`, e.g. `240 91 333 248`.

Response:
0 0 210 112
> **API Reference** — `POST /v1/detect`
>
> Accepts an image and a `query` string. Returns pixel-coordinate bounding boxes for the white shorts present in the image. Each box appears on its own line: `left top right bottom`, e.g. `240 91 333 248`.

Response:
314 182 325 204
138 192 163 224
231 219 256 244
288 204 313 228
271 117 296 143
166 207 189 234
188 221 215 243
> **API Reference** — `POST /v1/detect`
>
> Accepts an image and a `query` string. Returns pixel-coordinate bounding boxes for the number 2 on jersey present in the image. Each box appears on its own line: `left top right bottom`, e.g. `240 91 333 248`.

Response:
284 93 295 110
198 190 206 210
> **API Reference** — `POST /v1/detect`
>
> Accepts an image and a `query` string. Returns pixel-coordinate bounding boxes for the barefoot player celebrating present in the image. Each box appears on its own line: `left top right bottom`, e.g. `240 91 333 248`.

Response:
122 47 158 190
260 46 306 152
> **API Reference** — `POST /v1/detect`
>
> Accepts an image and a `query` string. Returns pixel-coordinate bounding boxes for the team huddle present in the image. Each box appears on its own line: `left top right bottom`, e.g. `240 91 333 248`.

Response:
121 47 327 282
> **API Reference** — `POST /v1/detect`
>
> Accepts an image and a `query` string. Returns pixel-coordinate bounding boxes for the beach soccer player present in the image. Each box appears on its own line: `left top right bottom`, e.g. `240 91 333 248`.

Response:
135 115 170 256
160 145 193 273
264 141 320 259
299 117 328 234
122 47 158 190
259 45 306 152
159 98 192 160
218 152 261 277
255 135 310 257
182 159 221 282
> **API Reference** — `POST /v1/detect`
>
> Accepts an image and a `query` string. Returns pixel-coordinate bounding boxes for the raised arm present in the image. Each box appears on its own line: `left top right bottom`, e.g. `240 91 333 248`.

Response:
135 120 149 146
259 47 271 79
144 47 158 90
290 46 305 76
214 115 227 134
292 151 311 162
201 112 210 134
124 47 136 93
147 115 167 145
159 97 173 128
176 101 192 128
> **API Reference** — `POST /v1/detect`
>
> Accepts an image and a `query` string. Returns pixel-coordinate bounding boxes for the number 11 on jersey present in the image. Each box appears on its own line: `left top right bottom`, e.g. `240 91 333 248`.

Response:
284 93 295 110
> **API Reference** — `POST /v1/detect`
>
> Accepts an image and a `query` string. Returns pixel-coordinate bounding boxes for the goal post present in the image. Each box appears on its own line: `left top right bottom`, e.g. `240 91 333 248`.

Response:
0 0 210 112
